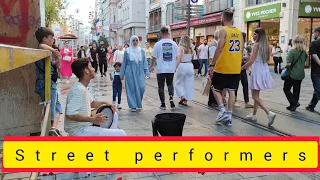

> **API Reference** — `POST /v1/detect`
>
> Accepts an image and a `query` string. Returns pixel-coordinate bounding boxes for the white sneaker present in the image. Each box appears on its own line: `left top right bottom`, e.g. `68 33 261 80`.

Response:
234 102 241 108
267 111 276 126
131 108 137 112
245 114 257 122
117 104 122 109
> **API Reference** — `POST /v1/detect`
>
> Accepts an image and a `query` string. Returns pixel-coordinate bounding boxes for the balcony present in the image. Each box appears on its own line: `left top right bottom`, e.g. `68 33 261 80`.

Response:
148 24 161 32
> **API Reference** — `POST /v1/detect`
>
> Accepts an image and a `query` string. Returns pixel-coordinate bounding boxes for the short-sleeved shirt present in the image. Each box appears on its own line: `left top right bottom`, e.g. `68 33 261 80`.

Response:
97 47 107 59
310 38 320 74
209 46 216 59
152 39 179 74
287 49 306 80
198 44 209 59
65 82 93 135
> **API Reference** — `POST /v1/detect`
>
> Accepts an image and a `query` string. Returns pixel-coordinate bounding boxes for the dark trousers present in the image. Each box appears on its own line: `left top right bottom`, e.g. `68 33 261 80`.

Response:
99 59 108 74
283 77 302 106
157 73 174 104
308 74 320 109
208 80 217 105
235 70 250 103
92 60 98 73
273 57 282 74
112 83 122 104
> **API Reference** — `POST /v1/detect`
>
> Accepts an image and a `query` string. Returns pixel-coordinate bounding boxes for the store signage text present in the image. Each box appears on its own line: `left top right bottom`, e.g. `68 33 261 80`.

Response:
299 2 320 17
171 29 187 38
170 14 221 30
244 3 281 22
147 33 159 39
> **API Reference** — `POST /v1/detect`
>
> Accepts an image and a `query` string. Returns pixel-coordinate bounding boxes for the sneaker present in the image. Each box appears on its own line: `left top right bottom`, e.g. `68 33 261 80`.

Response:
170 101 176 109
306 106 315 112
234 102 240 108
130 108 137 112
216 111 230 123
245 114 257 122
48 128 62 136
160 104 166 110
267 111 276 126
117 104 122 110
225 119 232 126
245 103 254 108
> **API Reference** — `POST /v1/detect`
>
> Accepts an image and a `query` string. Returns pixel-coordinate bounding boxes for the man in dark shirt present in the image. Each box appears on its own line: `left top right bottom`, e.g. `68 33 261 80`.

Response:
97 40 108 77
306 26 320 112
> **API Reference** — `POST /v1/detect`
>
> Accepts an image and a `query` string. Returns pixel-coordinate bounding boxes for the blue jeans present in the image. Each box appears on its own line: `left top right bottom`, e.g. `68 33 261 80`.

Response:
308 74 320 109
39 82 62 121
198 59 208 76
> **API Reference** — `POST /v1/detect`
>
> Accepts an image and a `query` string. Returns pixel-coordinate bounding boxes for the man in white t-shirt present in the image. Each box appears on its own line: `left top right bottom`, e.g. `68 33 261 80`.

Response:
65 58 127 136
150 27 179 110
197 39 209 76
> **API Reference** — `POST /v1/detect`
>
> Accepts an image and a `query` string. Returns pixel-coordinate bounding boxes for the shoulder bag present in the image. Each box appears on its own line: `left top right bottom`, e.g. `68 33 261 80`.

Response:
281 51 304 81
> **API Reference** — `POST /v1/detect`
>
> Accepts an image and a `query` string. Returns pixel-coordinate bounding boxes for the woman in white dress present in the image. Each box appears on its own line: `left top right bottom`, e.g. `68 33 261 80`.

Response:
175 35 194 106
241 28 276 126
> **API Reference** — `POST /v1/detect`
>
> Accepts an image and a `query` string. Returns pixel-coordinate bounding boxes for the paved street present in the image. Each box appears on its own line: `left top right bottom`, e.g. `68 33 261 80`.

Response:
1 68 320 180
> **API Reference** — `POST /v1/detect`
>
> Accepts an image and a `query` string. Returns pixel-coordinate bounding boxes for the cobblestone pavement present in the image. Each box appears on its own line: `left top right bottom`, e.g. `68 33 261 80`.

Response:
1 68 320 180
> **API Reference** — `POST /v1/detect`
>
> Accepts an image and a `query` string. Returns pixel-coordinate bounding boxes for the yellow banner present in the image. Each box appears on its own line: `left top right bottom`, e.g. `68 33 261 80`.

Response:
3 141 318 169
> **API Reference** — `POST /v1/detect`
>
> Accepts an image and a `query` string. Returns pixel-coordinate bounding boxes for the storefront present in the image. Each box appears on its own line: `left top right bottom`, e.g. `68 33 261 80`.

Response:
298 2 320 67
147 32 160 47
171 28 188 44
169 13 221 45
244 2 282 64
244 3 281 42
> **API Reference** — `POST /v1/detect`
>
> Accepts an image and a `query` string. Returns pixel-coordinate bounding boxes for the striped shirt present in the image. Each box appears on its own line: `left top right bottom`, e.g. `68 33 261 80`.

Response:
65 82 93 135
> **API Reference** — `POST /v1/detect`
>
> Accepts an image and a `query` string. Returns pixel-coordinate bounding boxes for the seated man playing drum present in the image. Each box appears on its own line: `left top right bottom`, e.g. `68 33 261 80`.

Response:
65 58 127 136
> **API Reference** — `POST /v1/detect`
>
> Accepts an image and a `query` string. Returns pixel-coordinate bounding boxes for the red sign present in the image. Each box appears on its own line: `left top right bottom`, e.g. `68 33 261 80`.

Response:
170 13 221 30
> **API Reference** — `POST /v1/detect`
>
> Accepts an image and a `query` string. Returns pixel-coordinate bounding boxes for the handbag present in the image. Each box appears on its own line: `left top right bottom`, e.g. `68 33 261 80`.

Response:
191 52 200 69
200 77 211 96
281 51 304 81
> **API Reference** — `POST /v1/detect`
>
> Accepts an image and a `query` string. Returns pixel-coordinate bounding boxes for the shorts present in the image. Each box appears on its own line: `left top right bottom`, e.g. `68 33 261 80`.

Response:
39 84 62 121
211 72 240 92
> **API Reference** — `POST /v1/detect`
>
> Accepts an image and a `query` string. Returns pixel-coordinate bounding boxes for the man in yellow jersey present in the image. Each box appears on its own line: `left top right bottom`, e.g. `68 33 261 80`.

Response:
209 10 243 126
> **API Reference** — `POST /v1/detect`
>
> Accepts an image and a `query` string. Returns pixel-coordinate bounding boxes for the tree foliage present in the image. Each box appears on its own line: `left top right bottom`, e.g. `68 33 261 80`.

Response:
98 36 109 47
45 0 66 27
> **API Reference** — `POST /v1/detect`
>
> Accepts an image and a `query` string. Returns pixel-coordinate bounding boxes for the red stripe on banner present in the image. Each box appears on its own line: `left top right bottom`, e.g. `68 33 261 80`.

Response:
3 136 320 142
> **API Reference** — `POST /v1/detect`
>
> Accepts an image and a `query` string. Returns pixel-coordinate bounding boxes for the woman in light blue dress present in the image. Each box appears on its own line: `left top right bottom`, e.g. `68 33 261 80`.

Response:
120 35 149 112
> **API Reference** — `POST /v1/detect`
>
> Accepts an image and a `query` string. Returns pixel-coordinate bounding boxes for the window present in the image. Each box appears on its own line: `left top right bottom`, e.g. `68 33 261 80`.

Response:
166 3 173 25
205 0 233 14
247 0 279 6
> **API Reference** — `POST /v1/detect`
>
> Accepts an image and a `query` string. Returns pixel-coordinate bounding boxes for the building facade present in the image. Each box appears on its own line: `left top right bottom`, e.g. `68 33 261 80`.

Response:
168 0 232 45
239 0 320 66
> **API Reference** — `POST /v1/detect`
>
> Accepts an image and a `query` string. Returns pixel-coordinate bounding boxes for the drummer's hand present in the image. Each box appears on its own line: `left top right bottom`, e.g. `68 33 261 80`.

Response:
110 104 117 113
91 113 107 125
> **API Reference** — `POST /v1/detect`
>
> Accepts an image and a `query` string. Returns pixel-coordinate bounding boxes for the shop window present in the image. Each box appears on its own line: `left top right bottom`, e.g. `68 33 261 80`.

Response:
247 21 259 42
298 18 312 54
260 18 280 42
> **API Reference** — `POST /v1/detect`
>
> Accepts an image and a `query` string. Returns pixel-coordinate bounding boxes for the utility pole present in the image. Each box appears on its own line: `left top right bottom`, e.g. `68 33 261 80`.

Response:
187 0 191 36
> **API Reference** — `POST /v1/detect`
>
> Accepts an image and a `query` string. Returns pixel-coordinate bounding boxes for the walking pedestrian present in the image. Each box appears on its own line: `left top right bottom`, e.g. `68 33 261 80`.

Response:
283 35 307 111
234 32 254 108
208 10 243 126
97 40 108 77
150 27 179 110
197 39 209 77
306 26 320 112
114 45 125 63
241 28 276 126
110 62 123 110
175 35 194 106
60 41 74 83
208 30 218 107
89 43 98 73
120 35 149 112
272 41 283 74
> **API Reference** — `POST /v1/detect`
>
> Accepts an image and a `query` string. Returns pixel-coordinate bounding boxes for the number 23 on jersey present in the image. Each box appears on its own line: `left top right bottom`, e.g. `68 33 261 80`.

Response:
229 40 241 52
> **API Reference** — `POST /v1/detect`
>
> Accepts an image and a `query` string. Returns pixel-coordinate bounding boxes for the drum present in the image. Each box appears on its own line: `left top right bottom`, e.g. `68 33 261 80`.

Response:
94 105 118 129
